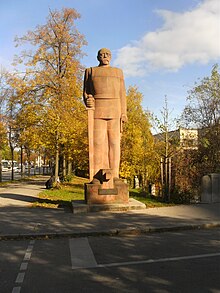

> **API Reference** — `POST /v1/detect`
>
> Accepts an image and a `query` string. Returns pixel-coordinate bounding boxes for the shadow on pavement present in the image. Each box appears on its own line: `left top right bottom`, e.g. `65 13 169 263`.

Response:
0 202 220 239
0 179 220 238
0 193 39 203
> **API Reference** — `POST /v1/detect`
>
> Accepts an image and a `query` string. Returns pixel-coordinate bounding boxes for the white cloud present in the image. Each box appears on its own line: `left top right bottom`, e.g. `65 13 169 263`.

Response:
114 0 220 76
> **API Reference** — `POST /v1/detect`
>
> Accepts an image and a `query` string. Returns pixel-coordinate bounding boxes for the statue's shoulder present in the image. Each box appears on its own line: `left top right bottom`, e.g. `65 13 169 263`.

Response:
85 66 123 78
111 67 124 77
111 66 122 71
85 66 99 74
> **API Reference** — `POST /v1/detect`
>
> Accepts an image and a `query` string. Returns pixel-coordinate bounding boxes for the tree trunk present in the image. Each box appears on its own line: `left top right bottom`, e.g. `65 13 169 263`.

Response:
0 150 2 182
25 148 31 177
63 154 66 178
55 141 59 182
10 146 14 181
20 146 24 178
67 159 72 176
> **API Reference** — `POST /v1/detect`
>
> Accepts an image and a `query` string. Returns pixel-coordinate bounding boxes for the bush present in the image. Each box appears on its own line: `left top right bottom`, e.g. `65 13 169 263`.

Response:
62 174 75 182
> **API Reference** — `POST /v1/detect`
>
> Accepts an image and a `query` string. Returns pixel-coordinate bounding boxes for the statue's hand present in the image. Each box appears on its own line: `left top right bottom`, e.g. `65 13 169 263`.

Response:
86 95 95 108
121 114 128 123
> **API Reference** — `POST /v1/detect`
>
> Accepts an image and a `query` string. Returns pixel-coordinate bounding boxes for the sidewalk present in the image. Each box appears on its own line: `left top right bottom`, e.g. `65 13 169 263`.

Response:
0 178 220 240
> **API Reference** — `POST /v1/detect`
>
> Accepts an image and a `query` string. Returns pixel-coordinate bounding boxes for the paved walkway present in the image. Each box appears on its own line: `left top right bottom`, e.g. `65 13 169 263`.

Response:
0 177 220 240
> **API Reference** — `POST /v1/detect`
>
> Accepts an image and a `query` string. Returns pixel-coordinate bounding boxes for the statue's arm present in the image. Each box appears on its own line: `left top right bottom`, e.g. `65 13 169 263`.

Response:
83 68 94 108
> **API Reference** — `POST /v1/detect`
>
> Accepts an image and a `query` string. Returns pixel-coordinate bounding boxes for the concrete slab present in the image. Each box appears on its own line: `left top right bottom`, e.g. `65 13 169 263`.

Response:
72 198 146 214
69 238 97 269
1 178 220 241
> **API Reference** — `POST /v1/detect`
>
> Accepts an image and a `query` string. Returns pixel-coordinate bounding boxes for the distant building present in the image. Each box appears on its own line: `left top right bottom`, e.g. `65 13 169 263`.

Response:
153 127 199 198
154 127 198 150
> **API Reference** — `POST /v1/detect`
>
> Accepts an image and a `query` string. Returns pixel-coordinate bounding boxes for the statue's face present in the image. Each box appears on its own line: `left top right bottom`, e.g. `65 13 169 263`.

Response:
97 49 111 66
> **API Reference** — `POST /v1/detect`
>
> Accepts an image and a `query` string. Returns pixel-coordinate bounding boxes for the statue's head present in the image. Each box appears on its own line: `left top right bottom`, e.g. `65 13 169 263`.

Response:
97 48 111 66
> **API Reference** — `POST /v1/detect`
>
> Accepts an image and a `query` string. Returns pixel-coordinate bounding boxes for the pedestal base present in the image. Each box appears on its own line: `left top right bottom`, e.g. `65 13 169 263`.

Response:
76 170 143 214
72 198 146 214
85 177 129 205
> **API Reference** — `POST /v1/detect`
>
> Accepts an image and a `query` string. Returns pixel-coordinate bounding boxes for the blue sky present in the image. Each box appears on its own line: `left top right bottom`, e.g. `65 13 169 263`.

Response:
1 0 220 127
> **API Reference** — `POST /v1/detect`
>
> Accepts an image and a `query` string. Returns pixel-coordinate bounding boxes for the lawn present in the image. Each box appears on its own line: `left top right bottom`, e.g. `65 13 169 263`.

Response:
33 176 173 209
129 189 174 207
32 176 88 209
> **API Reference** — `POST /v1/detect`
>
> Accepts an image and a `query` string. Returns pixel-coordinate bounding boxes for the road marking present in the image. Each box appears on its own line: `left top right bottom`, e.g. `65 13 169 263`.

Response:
69 239 220 270
12 240 35 293
15 272 25 283
69 238 98 269
69 248 220 270
20 262 28 271
27 245 34 252
12 287 21 293
24 251 32 260
97 252 220 269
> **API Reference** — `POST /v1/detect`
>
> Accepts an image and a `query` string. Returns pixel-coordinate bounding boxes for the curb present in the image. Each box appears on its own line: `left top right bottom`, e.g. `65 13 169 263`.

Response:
1 222 220 241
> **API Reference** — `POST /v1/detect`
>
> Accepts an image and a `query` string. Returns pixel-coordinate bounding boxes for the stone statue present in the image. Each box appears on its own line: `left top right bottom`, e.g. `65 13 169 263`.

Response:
83 48 127 185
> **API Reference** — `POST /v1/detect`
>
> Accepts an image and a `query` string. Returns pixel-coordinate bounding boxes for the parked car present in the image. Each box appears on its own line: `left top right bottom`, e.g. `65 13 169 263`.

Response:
1 160 10 172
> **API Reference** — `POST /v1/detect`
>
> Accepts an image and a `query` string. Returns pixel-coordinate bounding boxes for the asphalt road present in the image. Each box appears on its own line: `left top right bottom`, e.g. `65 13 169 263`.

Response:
1 171 22 181
1 228 220 293
1 169 49 181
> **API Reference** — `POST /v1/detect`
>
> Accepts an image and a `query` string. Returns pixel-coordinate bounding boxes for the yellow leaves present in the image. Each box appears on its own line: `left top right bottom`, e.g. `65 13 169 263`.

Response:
4 7 88 169
119 162 133 180
0 120 7 147
14 7 86 78
62 8 81 20
120 86 157 182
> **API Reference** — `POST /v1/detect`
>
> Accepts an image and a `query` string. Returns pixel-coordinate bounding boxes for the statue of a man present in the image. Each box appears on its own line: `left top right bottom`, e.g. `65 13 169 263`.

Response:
83 48 127 181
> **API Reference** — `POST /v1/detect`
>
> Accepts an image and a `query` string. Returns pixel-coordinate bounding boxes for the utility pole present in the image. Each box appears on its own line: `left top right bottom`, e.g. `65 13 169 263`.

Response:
164 96 169 201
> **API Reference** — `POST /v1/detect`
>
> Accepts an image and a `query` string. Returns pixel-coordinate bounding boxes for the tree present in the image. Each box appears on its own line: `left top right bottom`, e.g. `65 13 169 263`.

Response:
3 71 44 176
120 86 157 189
13 8 87 181
152 96 179 200
0 69 8 181
181 64 220 175
0 68 23 181
181 64 220 128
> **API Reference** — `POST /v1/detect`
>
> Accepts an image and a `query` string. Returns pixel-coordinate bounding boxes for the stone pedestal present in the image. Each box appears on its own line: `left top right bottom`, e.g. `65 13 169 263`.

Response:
201 173 220 203
85 169 129 205
71 169 146 214
72 198 146 214
85 178 129 205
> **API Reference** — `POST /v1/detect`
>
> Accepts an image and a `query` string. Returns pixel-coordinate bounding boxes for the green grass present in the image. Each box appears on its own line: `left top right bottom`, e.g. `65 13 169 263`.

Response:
129 189 175 208
0 181 9 186
32 178 173 209
32 176 88 209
